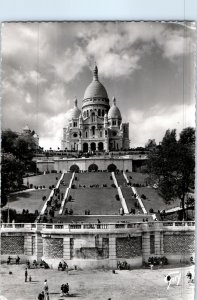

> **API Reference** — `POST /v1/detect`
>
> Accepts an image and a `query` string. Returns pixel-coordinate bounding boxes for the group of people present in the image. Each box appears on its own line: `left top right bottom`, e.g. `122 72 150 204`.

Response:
38 280 49 300
37 280 70 299
64 208 74 215
7 255 20 265
58 261 68 271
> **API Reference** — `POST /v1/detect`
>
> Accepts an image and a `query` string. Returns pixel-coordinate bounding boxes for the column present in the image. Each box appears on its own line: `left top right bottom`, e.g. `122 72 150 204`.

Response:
63 237 71 260
142 224 150 262
109 237 116 268
35 233 43 260
160 232 164 255
24 235 32 256
154 231 161 256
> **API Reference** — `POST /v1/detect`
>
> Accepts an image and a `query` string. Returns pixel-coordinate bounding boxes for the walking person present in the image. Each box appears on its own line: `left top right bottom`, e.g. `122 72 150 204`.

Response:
44 279 49 299
25 268 28 282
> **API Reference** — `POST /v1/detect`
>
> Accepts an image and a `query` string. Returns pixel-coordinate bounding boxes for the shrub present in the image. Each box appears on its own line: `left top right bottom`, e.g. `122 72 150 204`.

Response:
68 195 72 202
115 194 120 201
42 196 46 201
111 183 116 188
30 184 33 189
141 194 146 200
149 208 154 213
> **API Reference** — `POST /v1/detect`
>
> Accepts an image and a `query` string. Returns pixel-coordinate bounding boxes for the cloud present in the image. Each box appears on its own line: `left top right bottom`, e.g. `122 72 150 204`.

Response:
1 22 195 150
129 104 195 147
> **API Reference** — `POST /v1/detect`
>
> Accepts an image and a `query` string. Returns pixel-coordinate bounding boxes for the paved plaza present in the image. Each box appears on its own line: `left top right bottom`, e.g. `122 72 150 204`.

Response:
0 263 194 300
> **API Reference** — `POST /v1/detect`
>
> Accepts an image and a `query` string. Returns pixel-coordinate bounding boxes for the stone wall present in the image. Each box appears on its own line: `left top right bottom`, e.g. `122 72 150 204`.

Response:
116 237 142 258
150 234 155 254
163 233 194 254
1 236 24 254
71 237 109 259
37 157 134 172
43 238 63 258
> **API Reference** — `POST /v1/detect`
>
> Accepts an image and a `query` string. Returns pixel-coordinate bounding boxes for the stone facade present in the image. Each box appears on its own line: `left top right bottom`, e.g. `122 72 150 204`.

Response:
37 157 134 173
1 222 195 268
1 236 24 254
61 65 129 152
150 234 155 254
163 233 195 254
43 238 63 258
116 237 142 258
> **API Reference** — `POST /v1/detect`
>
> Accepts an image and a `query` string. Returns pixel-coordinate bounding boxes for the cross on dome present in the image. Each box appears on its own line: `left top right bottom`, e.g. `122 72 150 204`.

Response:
93 63 98 81
74 97 78 107
112 97 116 105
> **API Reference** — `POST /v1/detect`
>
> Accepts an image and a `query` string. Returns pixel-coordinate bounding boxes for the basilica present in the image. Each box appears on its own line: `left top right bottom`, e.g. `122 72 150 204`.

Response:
61 65 129 152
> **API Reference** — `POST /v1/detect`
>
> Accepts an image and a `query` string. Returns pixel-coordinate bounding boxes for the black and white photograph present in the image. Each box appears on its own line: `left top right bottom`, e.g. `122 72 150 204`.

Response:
0 21 195 300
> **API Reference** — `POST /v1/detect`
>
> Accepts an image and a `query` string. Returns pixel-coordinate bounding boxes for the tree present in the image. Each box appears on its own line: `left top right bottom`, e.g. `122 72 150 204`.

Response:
1 153 25 195
147 128 195 220
1 129 37 204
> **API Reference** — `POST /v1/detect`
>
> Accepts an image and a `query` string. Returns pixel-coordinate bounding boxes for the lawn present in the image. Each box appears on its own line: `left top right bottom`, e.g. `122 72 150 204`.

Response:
126 172 149 185
0 263 194 300
64 188 121 215
23 173 61 188
74 172 113 186
136 187 181 213
5 189 51 213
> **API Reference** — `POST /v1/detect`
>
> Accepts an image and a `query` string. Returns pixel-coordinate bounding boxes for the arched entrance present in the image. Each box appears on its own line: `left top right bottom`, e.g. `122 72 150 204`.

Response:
98 142 103 151
70 164 80 173
83 143 88 152
107 164 117 172
91 142 96 151
88 163 99 172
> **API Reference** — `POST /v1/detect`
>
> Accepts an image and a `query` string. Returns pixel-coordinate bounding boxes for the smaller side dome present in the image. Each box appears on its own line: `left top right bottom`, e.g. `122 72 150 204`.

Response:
108 97 122 119
68 98 81 120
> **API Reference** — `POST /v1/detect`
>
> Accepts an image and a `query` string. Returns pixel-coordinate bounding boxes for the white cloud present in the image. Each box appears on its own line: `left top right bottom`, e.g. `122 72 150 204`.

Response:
129 104 195 147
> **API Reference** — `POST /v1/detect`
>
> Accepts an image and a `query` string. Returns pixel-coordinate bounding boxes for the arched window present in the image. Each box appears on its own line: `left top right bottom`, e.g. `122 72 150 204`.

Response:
92 126 95 135
102 110 104 116
86 131 88 138
92 112 95 122
98 109 101 116
100 131 102 137
87 110 89 117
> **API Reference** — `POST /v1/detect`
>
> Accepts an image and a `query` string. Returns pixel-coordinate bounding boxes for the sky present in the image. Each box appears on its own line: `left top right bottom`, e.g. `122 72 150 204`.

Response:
1 21 196 149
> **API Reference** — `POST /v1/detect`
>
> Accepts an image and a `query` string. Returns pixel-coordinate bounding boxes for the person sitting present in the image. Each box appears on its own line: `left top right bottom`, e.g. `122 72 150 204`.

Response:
16 256 20 264
7 256 11 264
186 271 193 282
58 262 63 271
33 260 38 268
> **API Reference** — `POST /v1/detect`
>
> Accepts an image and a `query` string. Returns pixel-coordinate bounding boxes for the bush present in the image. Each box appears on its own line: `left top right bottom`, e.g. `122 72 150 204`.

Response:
115 194 120 201
149 208 154 213
111 183 116 188
68 195 72 202
42 196 46 201
141 194 146 200
30 184 33 189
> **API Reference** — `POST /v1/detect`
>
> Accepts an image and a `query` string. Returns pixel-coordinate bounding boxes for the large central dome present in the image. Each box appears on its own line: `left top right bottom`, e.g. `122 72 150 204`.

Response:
83 65 108 99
